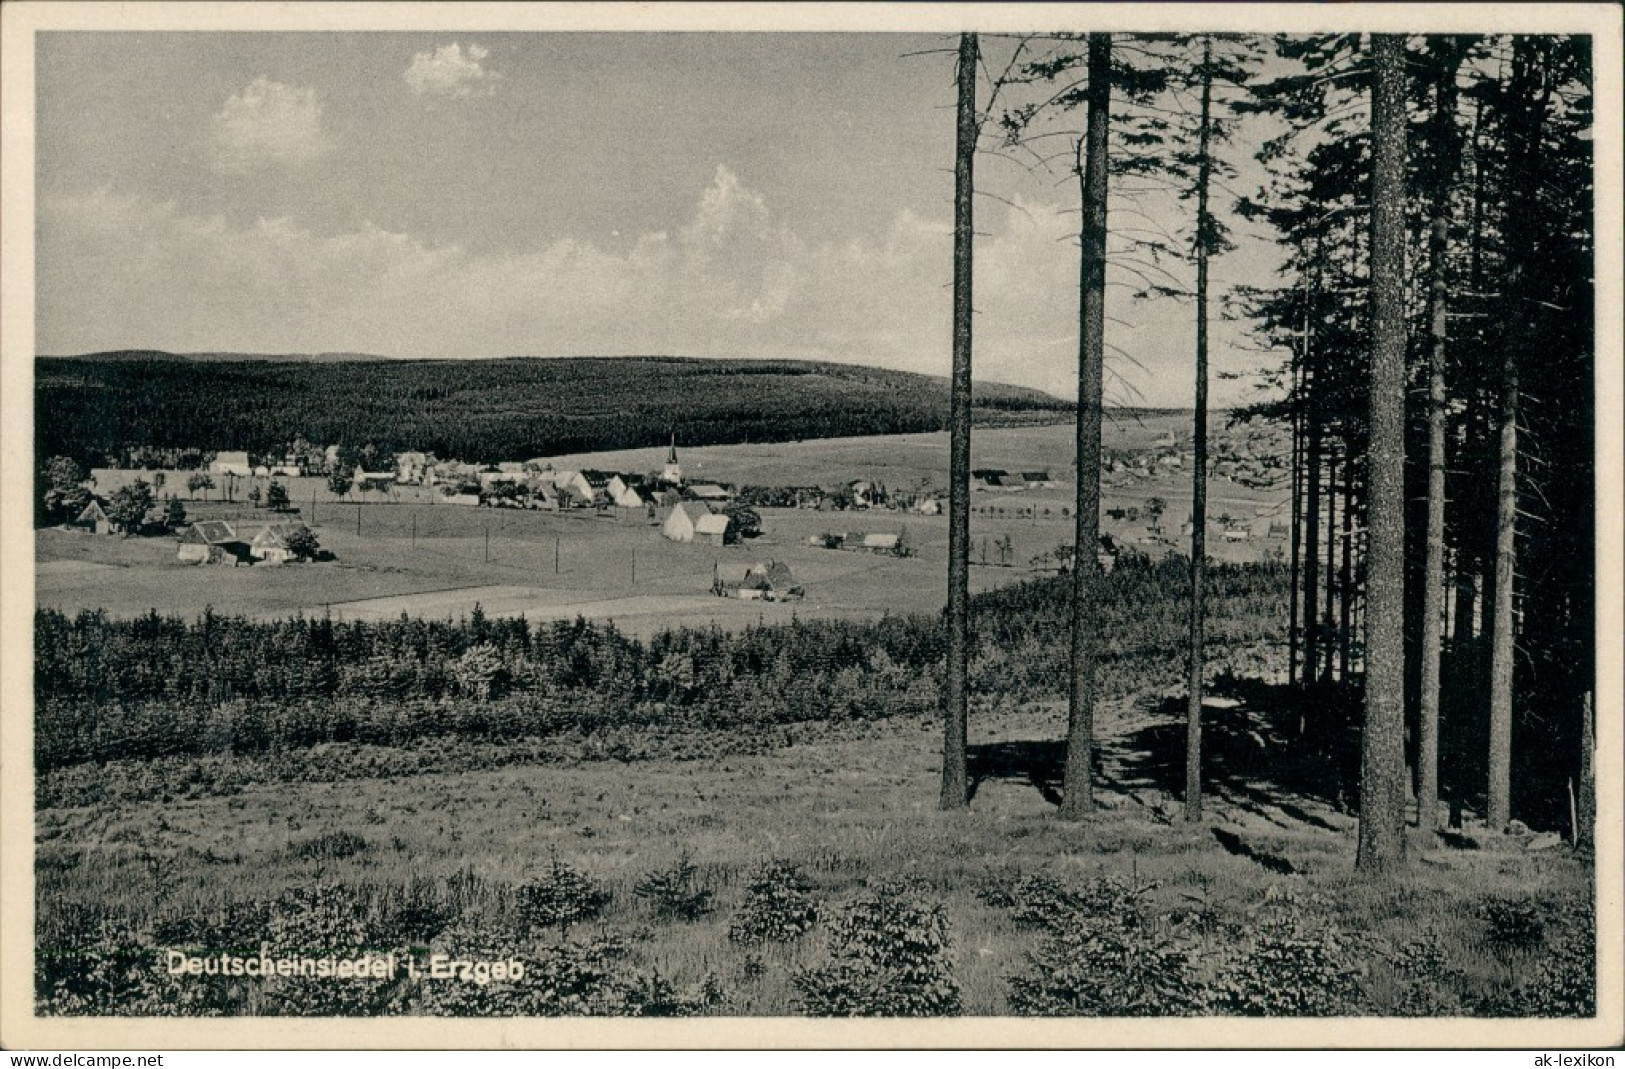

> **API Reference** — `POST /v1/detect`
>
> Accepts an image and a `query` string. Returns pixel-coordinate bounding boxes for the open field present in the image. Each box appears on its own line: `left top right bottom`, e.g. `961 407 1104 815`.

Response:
47 422 1287 631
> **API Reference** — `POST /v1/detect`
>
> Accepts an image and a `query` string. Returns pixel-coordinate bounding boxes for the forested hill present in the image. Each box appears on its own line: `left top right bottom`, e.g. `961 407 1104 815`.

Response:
36 354 1068 465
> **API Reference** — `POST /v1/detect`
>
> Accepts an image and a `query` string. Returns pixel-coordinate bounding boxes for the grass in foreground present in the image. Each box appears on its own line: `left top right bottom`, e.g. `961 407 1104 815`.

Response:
36 697 1595 1017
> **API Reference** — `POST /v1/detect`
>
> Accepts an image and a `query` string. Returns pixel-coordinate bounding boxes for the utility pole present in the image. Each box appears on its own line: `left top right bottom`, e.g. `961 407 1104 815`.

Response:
484 524 490 563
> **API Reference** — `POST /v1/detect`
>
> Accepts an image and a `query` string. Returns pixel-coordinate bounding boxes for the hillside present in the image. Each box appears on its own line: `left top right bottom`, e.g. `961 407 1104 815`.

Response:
36 353 1068 465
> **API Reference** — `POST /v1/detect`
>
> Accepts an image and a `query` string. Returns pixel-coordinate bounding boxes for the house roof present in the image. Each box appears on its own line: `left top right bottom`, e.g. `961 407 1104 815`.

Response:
744 560 796 589
76 500 109 522
862 533 899 548
250 522 308 549
213 451 250 466
1021 471 1051 482
183 520 240 544
695 513 731 535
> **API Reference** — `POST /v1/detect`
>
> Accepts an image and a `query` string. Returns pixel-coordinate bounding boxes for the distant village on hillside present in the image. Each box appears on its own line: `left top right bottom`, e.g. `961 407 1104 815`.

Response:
53 421 1291 576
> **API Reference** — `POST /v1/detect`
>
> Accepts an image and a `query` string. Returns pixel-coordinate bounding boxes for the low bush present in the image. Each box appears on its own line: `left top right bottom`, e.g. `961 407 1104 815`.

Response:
729 860 821 946
516 854 610 938
995 873 1206 1016
793 880 959 1017
1207 886 1366 1017
634 851 714 923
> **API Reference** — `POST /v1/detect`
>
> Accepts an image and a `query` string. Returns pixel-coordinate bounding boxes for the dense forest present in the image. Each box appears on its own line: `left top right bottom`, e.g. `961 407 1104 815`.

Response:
927 31 1597 864
35 354 1067 466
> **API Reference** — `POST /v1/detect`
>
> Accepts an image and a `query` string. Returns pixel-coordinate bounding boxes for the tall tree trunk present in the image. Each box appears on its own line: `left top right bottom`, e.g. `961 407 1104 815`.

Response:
940 32 977 811
1323 451 1338 684
1061 32 1111 820
1303 378 1322 694
1356 32 1410 874
1289 347 1304 693
1418 38 1464 831
1340 459 1354 681
1486 38 1547 832
1185 37 1215 822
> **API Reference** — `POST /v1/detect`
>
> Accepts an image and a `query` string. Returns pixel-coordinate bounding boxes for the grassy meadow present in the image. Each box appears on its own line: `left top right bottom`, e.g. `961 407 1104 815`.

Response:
33 558 1596 1019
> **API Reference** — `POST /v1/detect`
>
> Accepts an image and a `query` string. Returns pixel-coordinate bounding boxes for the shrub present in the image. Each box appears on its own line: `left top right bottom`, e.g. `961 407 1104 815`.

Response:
1480 896 1545 954
1387 929 1465 1017
729 860 821 945
516 853 609 938
1476 896 1595 1018
634 850 714 923
996 873 1205 1017
792 880 959 1016
1208 886 1365 1016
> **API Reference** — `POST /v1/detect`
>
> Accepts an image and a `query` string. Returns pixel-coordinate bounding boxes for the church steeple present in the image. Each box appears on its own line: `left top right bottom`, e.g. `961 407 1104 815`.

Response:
661 432 683 485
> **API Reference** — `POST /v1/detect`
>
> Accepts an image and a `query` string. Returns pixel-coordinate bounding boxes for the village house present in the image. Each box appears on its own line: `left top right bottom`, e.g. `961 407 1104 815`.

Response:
971 468 1010 491
177 520 251 564
863 532 900 553
74 499 116 535
663 501 715 543
607 474 653 509
249 522 310 563
687 482 732 504
1021 471 1057 489
395 451 431 484
736 560 803 602
210 451 253 477
694 512 732 545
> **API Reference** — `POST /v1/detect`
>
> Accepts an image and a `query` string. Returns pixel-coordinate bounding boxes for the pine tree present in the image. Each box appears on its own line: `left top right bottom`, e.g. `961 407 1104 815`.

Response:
1356 33 1409 874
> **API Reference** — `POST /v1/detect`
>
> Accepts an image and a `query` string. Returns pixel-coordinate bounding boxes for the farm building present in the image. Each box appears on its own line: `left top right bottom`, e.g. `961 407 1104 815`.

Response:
177 520 251 564
688 483 732 503
694 512 732 546
737 560 803 602
72 499 116 535
1021 471 1057 489
663 501 714 543
395 452 431 484
178 520 311 564
973 469 1023 492
608 474 653 509
860 533 899 554
210 451 253 477
250 523 310 563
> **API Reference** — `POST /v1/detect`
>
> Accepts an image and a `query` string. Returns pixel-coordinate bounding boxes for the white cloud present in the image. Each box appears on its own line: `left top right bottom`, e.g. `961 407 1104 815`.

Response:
212 78 330 174
36 171 1269 406
403 43 495 98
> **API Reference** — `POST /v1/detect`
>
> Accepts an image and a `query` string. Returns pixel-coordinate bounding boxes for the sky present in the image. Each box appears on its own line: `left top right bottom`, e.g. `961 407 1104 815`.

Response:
36 32 1289 407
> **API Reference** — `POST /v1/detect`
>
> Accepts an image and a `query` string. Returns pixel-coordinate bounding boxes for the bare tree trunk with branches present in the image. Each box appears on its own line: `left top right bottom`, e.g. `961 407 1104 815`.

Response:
1184 37 1216 823
940 32 978 811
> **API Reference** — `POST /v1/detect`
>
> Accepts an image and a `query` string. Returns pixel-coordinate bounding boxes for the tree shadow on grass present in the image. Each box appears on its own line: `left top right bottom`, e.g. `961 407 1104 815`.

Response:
1115 673 1363 832
966 740 1113 808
